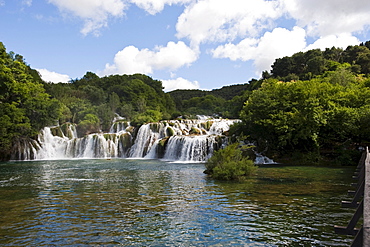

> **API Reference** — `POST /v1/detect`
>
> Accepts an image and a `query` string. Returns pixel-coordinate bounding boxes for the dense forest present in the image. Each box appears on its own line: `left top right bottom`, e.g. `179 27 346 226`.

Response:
2 40 370 164
238 41 370 164
0 42 61 160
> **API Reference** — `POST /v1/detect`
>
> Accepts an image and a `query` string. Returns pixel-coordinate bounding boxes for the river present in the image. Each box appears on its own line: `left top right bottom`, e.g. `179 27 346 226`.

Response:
0 159 356 246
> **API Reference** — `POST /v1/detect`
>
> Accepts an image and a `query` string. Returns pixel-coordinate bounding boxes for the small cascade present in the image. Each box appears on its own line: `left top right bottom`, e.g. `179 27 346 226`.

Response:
163 135 223 162
34 127 70 160
129 124 161 158
109 119 130 134
254 153 277 165
14 118 238 162
209 119 239 135
11 138 40 160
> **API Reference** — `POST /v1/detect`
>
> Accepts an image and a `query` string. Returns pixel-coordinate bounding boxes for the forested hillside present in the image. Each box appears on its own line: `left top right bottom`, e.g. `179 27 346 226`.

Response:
169 81 261 118
235 41 370 165
45 72 176 133
267 41 370 81
0 42 61 160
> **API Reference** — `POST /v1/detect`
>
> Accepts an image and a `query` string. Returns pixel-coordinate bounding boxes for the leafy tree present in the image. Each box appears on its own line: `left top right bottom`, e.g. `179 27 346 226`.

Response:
239 73 370 164
76 113 100 136
323 47 344 62
131 109 162 127
97 104 115 131
82 85 106 105
0 42 61 159
109 92 120 113
204 143 257 181
136 97 147 113
119 103 134 120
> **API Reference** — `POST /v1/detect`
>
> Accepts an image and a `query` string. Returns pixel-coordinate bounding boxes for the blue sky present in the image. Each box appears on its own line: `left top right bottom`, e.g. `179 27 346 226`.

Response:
1 0 370 91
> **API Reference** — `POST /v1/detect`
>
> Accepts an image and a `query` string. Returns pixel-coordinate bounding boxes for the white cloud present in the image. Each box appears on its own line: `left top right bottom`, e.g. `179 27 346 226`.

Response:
37 68 70 83
45 0 370 86
176 0 283 46
305 33 360 51
161 77 200 91
48 0 126 36
22 0 32 7
212 26 307 75
283 0 370 37
131 0 192 15
103 41 198 75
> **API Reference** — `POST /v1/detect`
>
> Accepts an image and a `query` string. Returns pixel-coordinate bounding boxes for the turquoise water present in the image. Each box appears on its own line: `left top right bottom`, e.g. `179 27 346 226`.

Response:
0 159 356 246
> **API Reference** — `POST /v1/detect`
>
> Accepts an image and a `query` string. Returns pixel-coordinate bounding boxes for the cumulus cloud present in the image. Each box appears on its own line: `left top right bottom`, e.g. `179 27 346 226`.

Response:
161 77 200 92
176 0 283 46
305 33 360 51
103 41 198 75
212 29 362 76
47 0 192 35
131 0 192 15
48 0 126 36
212 26 307 75
283 0 370 37
176 0 370 59
37 68 70 83
46 0 370 84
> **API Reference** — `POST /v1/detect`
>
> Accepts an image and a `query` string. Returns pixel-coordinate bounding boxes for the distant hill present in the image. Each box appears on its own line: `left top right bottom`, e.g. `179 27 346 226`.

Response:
169 83 249 101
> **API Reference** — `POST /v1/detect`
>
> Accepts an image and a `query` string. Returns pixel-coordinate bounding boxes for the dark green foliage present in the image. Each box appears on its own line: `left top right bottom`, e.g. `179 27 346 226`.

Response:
227 40 370 165
0 42 62 160
169 83 255 118
77 113 100 137
271 44 370 81
205 143 257 181
45 72 176 131
130 109 162 127
239 74 370 164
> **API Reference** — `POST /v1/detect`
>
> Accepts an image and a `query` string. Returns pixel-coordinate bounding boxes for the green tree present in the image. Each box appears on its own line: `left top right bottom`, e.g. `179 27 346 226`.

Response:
131 109 162 127
76 113 100 136
0 42 61 159
109 92 120 113
205 143 257 181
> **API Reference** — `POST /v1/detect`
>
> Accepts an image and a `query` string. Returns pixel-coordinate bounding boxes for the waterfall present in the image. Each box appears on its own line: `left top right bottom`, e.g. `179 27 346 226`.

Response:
34 127 70 160
13 118 238 162
12 122 133 160
163 135 222 162
254 153 277 165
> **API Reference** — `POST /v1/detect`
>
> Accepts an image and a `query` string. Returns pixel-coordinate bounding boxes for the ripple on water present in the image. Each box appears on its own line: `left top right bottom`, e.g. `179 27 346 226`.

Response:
0 159 356 246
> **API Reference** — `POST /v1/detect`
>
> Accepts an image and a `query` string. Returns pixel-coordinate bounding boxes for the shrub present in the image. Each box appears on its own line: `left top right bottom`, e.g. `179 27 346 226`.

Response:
77 113 100 136
131 109 162 127
205 143 257 181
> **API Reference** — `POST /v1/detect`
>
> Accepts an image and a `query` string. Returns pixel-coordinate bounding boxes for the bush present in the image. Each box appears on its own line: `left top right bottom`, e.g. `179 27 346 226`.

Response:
205 143 257 181
131 109 162 127
77 113 100 136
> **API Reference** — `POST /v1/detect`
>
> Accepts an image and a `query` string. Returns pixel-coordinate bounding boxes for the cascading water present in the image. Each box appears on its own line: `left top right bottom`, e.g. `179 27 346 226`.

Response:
128 119 235 161
12 118 239 162
12 121 133 160
163 135 220 162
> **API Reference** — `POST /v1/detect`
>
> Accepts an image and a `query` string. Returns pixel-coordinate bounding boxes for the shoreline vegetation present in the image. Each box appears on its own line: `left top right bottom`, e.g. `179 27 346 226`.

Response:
204 143 257 181
2 41 370 171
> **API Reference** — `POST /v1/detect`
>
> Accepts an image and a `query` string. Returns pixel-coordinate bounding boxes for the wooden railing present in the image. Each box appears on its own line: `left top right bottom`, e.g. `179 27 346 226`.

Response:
334 147 370 246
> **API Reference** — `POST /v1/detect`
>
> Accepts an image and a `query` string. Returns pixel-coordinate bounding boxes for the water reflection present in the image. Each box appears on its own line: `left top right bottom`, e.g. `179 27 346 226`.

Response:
0 160 355 246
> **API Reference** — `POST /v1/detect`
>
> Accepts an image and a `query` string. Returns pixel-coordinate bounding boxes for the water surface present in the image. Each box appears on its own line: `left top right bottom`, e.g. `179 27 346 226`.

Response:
0 159 356 246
